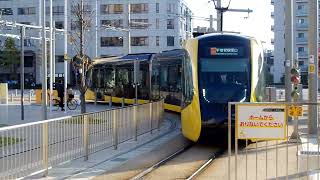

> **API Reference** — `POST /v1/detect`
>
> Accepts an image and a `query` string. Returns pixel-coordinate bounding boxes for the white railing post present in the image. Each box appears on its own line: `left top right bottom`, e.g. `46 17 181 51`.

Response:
157 101 162 131
42 122 49 177
109 95 112 107
149 103 152 134
29 91 32 103
83 115 89 161
134 105 138 141
113 110 118 149
94 91 97 106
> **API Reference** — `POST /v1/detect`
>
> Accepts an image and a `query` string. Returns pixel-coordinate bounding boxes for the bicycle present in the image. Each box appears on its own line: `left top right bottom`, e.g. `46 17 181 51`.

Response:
52 95 78 111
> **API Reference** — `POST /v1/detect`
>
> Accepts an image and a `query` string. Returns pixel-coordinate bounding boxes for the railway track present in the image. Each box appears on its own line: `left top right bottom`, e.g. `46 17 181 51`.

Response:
186 149 224 180
129 143 225 180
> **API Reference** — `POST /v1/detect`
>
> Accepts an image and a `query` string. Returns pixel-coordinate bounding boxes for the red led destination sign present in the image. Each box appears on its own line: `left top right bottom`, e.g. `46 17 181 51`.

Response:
210 47 240 56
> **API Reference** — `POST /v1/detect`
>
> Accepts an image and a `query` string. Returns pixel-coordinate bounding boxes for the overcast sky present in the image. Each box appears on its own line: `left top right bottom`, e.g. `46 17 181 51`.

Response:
185 0 274 49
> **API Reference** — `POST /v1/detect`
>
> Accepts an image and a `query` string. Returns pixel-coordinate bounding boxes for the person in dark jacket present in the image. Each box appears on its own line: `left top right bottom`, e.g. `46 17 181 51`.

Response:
55 80 65 111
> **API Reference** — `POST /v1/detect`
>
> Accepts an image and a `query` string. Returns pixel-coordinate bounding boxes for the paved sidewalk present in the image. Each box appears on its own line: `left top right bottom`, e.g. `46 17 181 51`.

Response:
0 103 112 126
25 115 180 179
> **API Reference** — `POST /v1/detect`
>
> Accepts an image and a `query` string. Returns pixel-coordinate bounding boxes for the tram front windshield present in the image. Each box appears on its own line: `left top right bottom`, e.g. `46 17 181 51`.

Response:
199 58 249 103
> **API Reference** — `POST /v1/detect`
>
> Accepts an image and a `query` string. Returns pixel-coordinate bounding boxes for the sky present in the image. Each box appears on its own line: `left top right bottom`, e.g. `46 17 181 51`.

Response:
185 0 274 50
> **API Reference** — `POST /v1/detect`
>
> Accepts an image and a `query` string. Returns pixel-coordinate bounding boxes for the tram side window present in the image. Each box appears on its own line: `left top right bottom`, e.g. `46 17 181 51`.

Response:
182 52 193 106
104 68 115 89
92 68 102 89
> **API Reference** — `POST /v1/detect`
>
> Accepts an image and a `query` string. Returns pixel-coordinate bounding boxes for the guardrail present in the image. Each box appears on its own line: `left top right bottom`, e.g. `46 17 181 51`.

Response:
227 101 320 180
0 99 164 179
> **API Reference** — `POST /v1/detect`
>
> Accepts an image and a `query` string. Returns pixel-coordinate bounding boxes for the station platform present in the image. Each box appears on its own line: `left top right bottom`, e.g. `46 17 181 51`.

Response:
195 117 319 180
25 114 180 179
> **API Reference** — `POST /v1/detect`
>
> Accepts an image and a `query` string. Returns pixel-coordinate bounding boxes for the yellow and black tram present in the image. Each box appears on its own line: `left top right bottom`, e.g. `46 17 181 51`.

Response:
88 51 184 112
181 33 266 142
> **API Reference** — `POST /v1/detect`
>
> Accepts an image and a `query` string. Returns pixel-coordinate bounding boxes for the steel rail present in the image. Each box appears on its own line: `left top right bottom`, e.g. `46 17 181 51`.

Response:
186 149 224 180
129 143 193 180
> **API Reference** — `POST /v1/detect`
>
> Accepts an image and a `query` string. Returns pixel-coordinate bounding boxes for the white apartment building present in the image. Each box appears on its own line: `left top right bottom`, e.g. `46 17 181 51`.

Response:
0 0 193 85
273 0 311 84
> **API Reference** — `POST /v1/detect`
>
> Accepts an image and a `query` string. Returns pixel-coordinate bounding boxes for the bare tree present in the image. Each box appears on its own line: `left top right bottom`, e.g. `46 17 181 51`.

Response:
69 0 94 113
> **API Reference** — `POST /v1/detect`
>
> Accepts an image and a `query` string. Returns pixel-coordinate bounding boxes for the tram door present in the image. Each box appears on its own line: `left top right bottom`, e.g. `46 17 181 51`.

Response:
159 59 182 106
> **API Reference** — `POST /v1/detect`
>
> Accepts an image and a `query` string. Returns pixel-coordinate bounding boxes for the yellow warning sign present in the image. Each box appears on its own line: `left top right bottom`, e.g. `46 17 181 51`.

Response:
288 106 303 117
309 64 315 74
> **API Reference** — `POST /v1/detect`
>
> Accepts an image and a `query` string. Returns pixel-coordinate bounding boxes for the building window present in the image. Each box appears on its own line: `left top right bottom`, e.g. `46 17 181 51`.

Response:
298 61 304 66
55 21 64 29
298 47 305 52
167 3 175 14
0 8 13 15
131 37 148 46
167 36 174 46
167 19 174 29
56 55 64 63
101 19 123 28
18 7 36 15
156 3 159 13
298 33 304 38
298 18 305 24
156 36 160 46
46 6 64 15
130 4 148 14
24 39 32 47
130 19 148 29
101 37 123 47
24 56 33 67
71 5 91 13
100 4 123 14
156 18 159 29
297 5 304 10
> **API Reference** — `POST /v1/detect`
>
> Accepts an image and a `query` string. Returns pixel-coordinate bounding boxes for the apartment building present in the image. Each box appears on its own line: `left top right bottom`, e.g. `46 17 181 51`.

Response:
273 0 314 84
0 0 193 84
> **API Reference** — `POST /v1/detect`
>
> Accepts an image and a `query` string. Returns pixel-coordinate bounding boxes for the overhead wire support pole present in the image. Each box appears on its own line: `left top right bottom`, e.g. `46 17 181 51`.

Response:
212 0 252 32
128 2 131 54
64 0 68 113
20 26 25 121
95 0 98 58
42 0 48 120
53 21 56 85
284 0 293 122
308 0 318 134
49 0 53 112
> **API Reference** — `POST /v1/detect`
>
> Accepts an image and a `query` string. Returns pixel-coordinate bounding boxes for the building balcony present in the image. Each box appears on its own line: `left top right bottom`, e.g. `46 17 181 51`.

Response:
296 23 308 29
296 37 307 43
297 51 308 57
296 10 308 17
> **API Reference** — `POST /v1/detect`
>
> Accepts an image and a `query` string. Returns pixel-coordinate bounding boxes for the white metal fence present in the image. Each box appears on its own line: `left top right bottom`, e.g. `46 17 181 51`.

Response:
228 102 320 180
0 99 164 179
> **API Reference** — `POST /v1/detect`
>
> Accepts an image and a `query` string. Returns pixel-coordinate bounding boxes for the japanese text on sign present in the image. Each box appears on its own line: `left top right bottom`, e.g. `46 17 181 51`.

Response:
236 104 287 140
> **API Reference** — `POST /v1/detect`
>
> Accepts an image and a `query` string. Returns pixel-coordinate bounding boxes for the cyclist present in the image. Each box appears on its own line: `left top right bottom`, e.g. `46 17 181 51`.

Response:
67 86 74 100
55 80 65 111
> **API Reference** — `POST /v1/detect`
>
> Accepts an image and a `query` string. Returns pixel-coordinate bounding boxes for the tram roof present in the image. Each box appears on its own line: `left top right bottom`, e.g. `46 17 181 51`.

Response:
93 53 154 65
196 33 255 41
